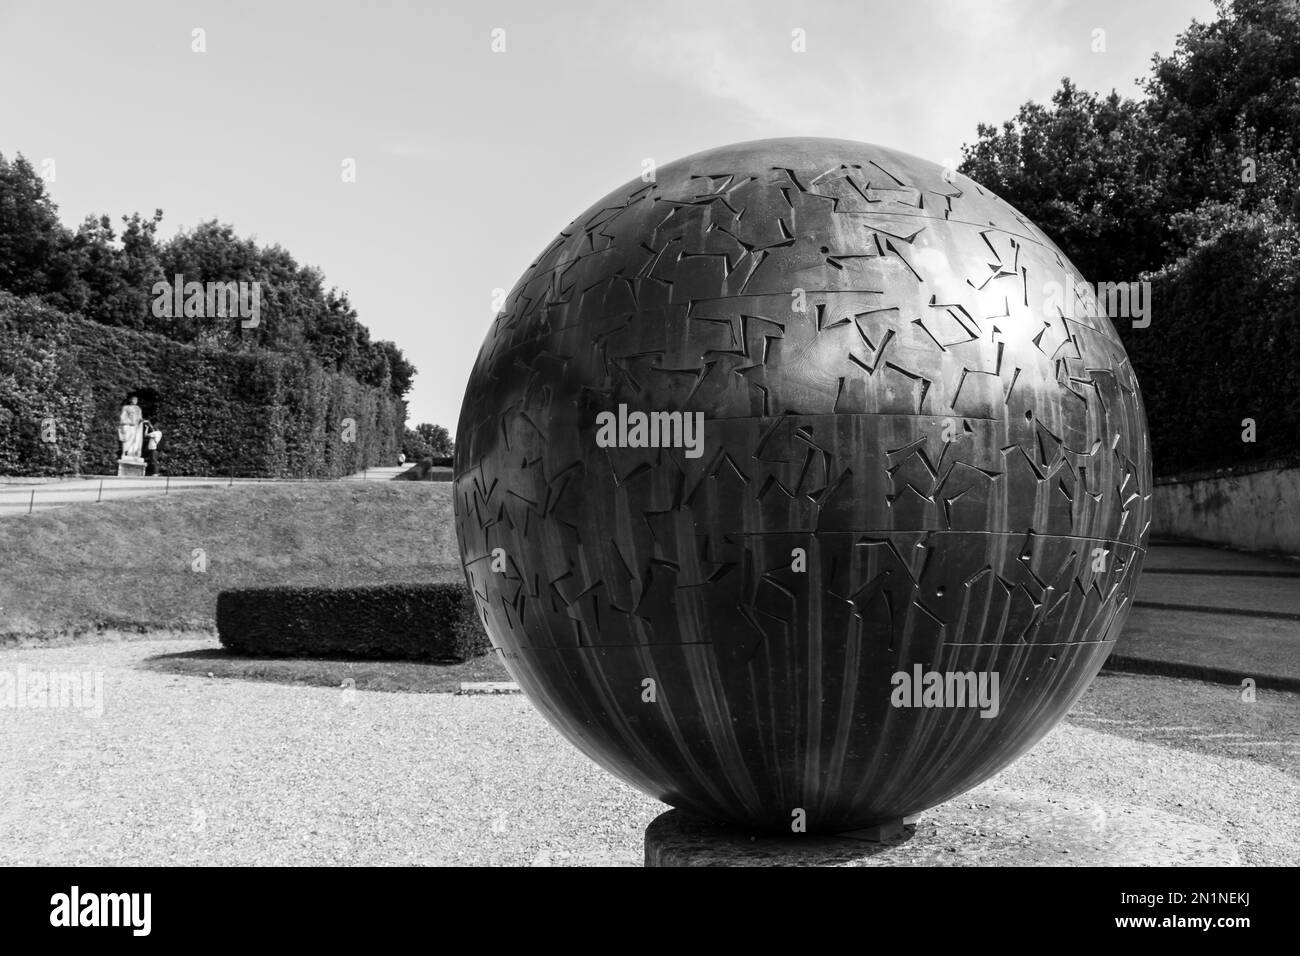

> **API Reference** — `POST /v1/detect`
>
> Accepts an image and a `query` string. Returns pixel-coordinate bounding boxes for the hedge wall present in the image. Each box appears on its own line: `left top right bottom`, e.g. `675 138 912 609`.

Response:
0 292 404 477
1124 217 1300 476
216 583 489 662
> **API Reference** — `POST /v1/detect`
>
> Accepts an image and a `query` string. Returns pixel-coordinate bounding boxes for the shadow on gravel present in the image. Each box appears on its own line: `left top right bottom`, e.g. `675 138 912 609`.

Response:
138 648 511 694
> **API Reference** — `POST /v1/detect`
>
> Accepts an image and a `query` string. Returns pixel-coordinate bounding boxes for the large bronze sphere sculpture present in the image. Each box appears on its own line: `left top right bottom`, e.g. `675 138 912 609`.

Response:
454 138 1151 833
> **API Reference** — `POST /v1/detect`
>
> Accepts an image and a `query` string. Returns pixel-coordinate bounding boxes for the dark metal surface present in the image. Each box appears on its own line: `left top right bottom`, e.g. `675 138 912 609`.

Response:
454 138 1151 832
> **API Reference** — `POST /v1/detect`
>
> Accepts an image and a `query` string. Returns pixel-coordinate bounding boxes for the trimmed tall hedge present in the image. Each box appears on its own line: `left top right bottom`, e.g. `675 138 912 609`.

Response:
216 583 490 662
0 291 404 477
1123 215 1300 476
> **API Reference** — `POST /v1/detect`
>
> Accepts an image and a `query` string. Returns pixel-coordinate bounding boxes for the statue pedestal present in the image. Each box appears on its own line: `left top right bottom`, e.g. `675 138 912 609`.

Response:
644 787 1240 866
117 456 146 478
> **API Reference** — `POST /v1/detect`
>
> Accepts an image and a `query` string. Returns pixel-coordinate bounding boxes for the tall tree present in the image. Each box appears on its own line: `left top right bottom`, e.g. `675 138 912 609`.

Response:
958 0 1300 472
415 422 453 456
0 158 417 400
0 153 69 298
959 80 1179 283
1144 0 1300 223
375 340 416 397
61 210 165 331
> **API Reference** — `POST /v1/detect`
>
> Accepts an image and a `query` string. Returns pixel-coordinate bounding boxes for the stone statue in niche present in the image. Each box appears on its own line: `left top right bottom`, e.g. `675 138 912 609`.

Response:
117 394 146 477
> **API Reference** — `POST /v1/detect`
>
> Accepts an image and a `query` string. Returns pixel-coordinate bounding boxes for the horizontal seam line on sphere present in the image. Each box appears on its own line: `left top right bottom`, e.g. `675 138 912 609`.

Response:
942 640 1116 647
502 639 1117 650
487 285 1090 321
458 543 1147 560
484 314 1119 346
456 411 1119 427
458 536 1146 550
514 218 1051 279
457 415 1025 429
504 642 715 650
680 291 1097 306
496 288 997 312
717 531 1145 546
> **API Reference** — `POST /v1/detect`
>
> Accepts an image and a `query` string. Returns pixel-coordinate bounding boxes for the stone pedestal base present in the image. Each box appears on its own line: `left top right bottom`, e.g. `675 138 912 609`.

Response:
117 457 146 477
644 787 1241 867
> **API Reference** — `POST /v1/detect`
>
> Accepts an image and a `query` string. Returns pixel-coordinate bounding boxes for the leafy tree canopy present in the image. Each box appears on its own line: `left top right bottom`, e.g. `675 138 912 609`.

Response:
0 158 416 399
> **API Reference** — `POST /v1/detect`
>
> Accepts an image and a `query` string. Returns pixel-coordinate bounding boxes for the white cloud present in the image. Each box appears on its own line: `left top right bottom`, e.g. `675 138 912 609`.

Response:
623 17 880 138
379 140 447 159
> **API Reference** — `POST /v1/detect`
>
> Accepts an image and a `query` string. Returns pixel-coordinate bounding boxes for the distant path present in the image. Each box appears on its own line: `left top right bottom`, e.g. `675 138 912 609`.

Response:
0 467 409 517
1115 537 1300 689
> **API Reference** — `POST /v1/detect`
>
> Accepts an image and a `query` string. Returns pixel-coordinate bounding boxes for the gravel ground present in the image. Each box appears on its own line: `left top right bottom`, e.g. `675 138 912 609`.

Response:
1 638 1297 866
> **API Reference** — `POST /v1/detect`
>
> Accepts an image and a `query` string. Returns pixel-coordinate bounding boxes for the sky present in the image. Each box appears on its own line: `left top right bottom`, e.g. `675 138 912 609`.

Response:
0 0 1216 434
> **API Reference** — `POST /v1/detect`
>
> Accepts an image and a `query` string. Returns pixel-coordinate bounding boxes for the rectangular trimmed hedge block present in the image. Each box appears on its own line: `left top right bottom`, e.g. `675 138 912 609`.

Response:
216 582 490 663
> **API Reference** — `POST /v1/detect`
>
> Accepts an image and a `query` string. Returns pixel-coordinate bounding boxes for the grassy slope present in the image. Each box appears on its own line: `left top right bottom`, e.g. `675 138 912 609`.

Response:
0 482 463 642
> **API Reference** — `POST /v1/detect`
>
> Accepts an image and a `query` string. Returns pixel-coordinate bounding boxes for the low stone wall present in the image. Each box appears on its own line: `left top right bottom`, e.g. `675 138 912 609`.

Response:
1153 459 1300 555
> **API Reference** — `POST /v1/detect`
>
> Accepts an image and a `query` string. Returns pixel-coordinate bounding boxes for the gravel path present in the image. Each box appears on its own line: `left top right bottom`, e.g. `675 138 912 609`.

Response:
2 638 1296 866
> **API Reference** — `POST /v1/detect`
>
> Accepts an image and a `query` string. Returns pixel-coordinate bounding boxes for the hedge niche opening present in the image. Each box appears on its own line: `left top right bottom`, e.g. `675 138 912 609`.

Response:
216 583 489 662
